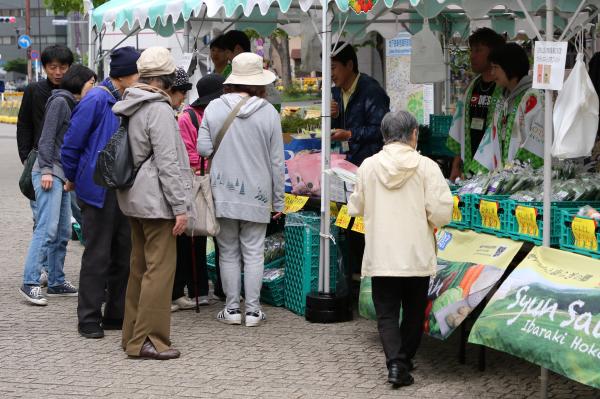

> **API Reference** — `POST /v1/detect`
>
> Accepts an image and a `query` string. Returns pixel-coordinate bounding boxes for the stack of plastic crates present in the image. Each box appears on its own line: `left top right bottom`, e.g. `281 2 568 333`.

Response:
421 115 454 157
447 192 474 230
470 195 512 237
206 252 286 306
559 210 600 259
506 201 600 246
284 212 337 316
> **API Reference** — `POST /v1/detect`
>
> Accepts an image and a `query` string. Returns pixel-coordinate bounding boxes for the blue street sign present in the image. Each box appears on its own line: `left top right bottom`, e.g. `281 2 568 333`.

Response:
30 50 40 60
18 35 32 49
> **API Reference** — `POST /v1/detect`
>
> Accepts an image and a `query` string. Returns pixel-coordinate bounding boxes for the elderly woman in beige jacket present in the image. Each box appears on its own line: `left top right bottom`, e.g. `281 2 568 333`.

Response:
348 110 452 388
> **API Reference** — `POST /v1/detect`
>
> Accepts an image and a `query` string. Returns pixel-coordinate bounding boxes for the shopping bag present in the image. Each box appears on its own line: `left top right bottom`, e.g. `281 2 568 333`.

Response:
286 152 357 197
185 174 220 237
19 149 37 201
552 53 599 159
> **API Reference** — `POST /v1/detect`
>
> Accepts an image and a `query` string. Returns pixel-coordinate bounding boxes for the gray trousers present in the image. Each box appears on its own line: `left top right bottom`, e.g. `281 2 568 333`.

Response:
217 218 267 313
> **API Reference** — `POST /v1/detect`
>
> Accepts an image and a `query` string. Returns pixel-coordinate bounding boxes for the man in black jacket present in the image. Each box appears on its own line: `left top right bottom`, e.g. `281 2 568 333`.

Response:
330 42 390 167
16 45 74 287
330 42 390 280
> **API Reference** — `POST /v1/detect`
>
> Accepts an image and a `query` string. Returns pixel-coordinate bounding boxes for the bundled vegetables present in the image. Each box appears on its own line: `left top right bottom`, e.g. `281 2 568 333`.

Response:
264 233 285 264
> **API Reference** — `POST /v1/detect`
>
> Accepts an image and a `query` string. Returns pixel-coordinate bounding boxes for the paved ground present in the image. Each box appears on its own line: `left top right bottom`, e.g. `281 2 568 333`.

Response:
0 123 597 399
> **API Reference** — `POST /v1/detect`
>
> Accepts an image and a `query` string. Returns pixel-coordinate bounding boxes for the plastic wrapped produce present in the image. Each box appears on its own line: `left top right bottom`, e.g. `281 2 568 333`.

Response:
264 233 285 264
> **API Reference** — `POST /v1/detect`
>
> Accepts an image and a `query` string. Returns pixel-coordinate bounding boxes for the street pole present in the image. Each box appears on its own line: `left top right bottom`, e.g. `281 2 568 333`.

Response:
25 0 32 82
541 0 554 396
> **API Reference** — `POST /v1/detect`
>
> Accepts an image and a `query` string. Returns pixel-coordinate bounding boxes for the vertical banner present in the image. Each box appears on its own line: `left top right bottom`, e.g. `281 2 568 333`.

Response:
469 247 600 389
359 228 523 339
386 32 434 125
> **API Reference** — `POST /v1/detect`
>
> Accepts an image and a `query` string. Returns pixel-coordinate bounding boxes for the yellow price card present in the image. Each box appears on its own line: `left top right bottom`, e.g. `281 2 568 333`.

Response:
330 202 339 218
351 217 365 234
479 200 501 230
335 205 351 229
452 195 462 222
283 194 309 214
571 217 598 251
515 205 539 237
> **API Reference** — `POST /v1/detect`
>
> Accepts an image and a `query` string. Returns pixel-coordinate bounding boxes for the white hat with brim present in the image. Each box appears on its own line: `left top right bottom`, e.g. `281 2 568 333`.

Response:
224 52 277 86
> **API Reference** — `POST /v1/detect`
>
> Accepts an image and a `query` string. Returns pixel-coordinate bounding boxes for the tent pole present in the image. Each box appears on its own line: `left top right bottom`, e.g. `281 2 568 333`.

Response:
558 0 587 41
540 0 554 398
87 6 94 70
319 2 332 294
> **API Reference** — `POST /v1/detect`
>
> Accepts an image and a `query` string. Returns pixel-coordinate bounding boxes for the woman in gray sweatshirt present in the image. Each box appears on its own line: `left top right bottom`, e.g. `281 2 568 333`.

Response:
20 65 97 306
198 53 285 327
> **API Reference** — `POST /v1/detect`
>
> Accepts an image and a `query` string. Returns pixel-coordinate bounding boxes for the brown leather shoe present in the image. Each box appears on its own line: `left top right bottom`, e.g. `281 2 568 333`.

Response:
138 339 180 360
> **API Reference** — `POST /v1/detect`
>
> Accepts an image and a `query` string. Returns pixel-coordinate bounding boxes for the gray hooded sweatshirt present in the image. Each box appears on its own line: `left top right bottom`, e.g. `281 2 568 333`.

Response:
33 89 76 182
112 85 192 220
197 93 285 224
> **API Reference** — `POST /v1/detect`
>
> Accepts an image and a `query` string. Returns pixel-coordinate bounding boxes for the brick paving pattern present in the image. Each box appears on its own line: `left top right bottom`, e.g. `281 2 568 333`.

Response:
0 124 597 398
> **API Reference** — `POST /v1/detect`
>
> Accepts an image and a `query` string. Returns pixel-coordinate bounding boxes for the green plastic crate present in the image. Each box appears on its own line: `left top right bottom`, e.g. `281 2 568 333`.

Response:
471 195 512 237
506 201 600 246
559 210 600 259
429 114 453 137
447 192 474 230
284 212 337 316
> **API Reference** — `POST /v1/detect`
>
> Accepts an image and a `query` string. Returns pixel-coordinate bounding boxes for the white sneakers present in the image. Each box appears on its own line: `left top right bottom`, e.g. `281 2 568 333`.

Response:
171 296 212 312
216 308 266 327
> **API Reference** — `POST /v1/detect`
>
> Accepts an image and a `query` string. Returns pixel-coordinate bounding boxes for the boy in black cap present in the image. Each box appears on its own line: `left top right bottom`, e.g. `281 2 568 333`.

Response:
61 46 141 339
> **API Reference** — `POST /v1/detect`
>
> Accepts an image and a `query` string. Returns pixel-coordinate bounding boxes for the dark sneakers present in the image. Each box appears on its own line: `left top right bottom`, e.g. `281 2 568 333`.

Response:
47 281 78 297
79 322 104 339
388 362 415 388
19 285 48 306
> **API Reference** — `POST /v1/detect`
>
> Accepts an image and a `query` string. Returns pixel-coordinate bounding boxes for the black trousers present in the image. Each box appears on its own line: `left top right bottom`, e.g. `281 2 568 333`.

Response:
371 276 430 369
173 235 209 300
77 191 131 325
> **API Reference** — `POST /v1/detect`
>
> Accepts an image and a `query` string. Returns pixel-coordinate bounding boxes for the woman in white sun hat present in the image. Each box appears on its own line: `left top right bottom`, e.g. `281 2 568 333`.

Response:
197 52 285 327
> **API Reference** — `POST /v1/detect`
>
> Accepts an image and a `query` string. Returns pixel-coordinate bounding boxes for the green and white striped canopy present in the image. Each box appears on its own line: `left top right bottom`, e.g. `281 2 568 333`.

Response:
92 0 599 37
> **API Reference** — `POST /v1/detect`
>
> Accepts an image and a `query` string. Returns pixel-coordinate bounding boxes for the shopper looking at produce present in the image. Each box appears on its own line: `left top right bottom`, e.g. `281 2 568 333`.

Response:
448 28 505 180
113 47 190 360
477 42 544 170
197 52 285 327
348 110 453 388
62 46 140 339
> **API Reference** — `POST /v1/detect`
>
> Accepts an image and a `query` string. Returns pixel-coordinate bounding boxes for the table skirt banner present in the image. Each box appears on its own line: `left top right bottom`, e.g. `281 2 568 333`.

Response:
469 246 600 389
359 228 523 340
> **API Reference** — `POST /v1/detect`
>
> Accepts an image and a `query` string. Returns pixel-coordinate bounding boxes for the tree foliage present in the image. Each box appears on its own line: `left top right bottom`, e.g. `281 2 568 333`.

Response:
4 59 28 75
44 0 108 14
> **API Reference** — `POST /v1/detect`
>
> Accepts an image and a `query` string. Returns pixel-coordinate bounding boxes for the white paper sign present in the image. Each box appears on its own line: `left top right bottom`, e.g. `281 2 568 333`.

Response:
532 41 568 90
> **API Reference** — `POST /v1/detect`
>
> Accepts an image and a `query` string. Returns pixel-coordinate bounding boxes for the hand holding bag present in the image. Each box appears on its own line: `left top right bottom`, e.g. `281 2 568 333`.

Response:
185 96 250 237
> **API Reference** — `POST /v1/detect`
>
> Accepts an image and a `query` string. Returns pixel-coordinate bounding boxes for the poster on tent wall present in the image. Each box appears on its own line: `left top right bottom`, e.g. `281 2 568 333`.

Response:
386 32 434 125
469 247 600 389
358 228 523 340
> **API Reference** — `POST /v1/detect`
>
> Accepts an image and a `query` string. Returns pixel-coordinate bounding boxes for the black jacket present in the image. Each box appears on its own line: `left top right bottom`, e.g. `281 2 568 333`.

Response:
17 79 58 163
332 73 390 166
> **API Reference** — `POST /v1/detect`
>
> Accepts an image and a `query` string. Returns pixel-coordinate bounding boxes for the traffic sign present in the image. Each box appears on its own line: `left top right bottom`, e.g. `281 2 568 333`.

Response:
18 35 32 49
30 50 40 60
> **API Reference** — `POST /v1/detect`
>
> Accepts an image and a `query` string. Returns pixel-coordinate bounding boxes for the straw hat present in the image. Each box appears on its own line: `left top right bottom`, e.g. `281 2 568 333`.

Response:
224 52 276 86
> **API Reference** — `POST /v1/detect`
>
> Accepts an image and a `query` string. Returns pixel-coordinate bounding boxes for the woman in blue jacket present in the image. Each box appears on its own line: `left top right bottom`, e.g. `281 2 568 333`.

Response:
20 65 96 306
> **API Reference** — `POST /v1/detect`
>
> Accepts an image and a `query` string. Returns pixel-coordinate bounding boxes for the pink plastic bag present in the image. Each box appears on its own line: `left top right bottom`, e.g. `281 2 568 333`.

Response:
286 151 357 197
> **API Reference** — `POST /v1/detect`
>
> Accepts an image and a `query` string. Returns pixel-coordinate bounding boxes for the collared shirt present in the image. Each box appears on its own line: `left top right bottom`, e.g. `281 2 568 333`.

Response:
342 73 360 109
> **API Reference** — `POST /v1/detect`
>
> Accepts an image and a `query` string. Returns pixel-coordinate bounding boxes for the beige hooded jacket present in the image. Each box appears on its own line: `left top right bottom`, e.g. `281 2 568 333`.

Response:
348 143 453 277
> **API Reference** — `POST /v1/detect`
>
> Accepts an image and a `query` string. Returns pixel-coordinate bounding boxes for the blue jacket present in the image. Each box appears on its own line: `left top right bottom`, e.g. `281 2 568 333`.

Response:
61 84 119 208
332 73 390 166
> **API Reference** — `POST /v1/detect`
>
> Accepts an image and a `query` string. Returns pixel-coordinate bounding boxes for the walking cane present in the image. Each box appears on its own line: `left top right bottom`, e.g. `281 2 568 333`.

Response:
191 236 200 313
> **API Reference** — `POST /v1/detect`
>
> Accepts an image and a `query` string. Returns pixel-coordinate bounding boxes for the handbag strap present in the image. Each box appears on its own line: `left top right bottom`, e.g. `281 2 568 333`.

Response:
211 96 250 160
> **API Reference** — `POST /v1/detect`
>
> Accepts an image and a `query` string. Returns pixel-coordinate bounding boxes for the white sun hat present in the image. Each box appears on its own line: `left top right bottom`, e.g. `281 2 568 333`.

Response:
224 52 277 86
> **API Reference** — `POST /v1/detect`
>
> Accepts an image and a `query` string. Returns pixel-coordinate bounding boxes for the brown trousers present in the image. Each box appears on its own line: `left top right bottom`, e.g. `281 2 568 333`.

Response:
122 217 177 356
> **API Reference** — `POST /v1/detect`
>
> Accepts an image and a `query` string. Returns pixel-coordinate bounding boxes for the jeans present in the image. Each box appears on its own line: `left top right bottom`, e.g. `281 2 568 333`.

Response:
371 276 430 369
29 200 48 273
23 172 71 287
217 218 267 313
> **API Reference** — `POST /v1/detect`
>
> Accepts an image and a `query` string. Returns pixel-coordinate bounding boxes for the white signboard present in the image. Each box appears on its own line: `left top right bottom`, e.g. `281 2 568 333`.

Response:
533 41 568 90
386 32 434 125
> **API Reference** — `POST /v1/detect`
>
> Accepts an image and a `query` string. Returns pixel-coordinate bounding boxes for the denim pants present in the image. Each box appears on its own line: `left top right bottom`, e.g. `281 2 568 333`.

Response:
29 200 48 273
23 172 71 287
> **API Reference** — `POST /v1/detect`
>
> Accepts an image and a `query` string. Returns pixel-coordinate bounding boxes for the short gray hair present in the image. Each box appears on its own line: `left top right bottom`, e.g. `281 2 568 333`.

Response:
380 111 418 144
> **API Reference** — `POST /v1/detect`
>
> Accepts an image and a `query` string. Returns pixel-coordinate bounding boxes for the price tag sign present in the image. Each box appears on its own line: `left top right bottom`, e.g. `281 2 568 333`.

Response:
571 217 598 251
515 205 539 237
335 205 351 229
283 194 309 214
480 200 501 230
351 217 365 234
452 195 462 222
330 202 339 218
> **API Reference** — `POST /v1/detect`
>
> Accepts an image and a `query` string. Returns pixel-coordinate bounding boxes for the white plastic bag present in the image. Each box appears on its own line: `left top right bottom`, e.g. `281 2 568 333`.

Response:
552 53 599 159
410 20 445 84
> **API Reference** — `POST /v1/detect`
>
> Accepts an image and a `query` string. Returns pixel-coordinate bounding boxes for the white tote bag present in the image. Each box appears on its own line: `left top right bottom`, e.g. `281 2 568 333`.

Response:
552 53 599 159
